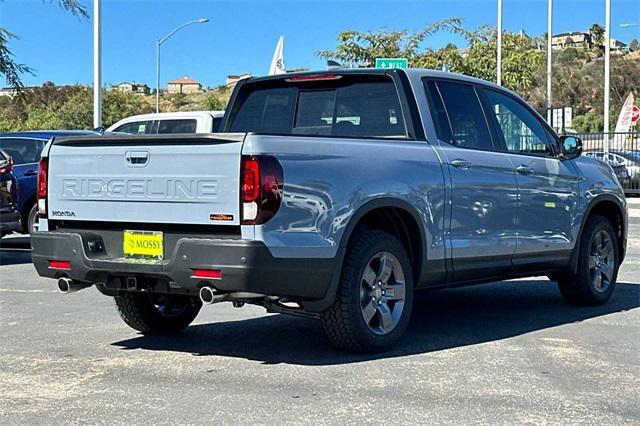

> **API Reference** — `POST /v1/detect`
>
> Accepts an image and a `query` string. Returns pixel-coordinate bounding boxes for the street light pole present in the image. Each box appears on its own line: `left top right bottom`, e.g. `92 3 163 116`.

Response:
497 0 502 86
546 0 553 125
604 0 611 147
93 0 101 129
155 18 209 114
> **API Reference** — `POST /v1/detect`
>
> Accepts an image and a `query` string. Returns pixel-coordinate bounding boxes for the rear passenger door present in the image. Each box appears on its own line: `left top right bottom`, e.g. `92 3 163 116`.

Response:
479 88 579 262
424 79 518 281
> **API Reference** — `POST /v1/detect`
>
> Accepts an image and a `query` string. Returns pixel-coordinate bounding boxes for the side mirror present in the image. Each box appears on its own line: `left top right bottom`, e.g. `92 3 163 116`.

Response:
559 135 583 161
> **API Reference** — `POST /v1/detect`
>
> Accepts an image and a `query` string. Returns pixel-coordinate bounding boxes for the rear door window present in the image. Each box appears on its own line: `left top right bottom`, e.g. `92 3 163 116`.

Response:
114 121 153 135
430 81 494 151
228 75 406 139
158 119 198 134
0 138 46 165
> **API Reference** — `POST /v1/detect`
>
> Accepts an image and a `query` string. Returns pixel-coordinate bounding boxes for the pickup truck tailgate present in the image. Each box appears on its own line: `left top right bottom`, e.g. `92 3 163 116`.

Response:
47 134 245 226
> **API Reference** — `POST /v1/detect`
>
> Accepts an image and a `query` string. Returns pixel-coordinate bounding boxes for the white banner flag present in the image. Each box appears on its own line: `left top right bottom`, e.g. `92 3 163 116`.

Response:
614 92 635 134
269 36 286 76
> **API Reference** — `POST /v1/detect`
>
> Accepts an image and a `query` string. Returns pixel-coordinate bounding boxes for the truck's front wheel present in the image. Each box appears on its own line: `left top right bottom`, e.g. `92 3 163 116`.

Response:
114 293 202 334
557 215 620 306
321 229 414 352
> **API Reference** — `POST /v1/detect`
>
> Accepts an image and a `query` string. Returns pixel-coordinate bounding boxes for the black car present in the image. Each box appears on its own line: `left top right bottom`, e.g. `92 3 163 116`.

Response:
0 150 21 238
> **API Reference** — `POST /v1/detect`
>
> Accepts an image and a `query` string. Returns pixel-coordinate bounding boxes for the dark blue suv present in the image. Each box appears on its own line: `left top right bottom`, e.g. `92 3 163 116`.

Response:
0 131 99 234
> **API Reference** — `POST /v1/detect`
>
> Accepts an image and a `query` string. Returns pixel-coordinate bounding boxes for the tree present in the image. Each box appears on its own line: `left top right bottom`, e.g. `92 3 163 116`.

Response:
589 24 605 52
316 18 466 67
203 94 227 111
0 1 88 89
317 21 544 93
630 39 639 52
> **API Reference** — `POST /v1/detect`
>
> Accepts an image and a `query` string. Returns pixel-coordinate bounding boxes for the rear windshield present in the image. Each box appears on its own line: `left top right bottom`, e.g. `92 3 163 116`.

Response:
227 74 407 139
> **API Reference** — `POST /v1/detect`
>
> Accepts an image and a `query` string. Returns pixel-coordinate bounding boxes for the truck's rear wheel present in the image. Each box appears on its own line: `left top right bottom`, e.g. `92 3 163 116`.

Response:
114 292 202 334
321 229 413 352
557 215 619 306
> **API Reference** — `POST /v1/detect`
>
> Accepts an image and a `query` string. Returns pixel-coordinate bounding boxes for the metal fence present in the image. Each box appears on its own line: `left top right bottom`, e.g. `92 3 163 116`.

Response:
574 132 640 195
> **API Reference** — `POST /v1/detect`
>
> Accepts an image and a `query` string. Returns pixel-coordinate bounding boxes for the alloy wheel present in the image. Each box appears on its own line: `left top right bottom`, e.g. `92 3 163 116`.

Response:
359 251 406 336
588 229 615 293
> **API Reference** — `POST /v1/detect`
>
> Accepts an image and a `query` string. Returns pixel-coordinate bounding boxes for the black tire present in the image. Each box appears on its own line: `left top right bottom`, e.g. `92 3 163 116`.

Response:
26 204 38 234
557 215 620 306
320 229 414 352
114 292 202 334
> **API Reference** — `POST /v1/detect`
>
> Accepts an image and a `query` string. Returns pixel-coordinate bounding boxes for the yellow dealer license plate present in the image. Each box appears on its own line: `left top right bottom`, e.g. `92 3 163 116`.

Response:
123 231 163 259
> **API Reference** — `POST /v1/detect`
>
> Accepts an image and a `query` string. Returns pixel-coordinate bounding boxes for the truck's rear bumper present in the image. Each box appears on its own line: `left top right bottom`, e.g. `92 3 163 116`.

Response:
31 231 335 301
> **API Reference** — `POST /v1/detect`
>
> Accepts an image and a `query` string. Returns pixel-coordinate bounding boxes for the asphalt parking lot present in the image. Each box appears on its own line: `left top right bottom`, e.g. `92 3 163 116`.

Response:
1 203 639 424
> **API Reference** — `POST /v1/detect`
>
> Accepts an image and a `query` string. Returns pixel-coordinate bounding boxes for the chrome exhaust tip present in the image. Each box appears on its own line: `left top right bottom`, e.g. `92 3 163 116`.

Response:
57 278 90 294
199 286 217 305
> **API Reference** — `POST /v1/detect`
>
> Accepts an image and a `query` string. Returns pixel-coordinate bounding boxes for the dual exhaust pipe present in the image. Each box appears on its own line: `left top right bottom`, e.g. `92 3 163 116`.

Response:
56 279 261 304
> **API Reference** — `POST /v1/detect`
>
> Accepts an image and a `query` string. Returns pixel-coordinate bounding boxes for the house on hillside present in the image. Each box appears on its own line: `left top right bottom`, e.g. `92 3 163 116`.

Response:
113 82 150 95
167 76 202 94
552 32 592 50
609 38 629 54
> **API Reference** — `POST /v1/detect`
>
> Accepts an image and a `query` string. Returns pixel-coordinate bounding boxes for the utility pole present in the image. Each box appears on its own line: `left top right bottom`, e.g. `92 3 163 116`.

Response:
497 0 502 86
93 0 102 129
546 0 553 125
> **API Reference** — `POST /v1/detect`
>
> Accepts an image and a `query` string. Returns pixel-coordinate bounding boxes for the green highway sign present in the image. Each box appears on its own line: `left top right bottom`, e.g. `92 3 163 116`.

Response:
375 58 409 69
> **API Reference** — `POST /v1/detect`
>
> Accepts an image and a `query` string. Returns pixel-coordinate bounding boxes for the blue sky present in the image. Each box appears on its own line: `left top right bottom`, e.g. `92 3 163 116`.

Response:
2 0 639 89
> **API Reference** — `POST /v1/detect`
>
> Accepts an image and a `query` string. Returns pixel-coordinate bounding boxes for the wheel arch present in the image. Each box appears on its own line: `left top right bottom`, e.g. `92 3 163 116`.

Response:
570 194 627 273
302 197 426 313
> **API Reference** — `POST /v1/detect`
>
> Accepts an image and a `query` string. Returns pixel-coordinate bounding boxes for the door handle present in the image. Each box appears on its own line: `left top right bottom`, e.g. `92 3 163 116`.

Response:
515 164 534 175
24 170 38 177
450 159 472 170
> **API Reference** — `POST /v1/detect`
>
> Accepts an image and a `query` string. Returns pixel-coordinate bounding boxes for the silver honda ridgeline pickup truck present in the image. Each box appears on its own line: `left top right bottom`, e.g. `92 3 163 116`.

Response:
32 69 627 352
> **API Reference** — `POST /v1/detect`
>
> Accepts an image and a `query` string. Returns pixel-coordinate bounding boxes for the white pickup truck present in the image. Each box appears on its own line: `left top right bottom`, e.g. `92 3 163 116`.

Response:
106 111 225 134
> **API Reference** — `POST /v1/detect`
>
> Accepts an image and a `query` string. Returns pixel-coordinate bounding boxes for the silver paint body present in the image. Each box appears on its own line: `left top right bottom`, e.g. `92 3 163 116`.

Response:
41 69 627 286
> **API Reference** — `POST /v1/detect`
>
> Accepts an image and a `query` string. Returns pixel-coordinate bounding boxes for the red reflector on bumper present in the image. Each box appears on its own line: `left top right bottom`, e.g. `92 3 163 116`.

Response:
49 260 71 270
192 269 222 279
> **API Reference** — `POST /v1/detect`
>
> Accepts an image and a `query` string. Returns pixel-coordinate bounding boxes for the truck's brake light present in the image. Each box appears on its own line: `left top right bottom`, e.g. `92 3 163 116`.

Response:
285 74 342 83
241 158 260 202
241 156 283 225
37 157 48 217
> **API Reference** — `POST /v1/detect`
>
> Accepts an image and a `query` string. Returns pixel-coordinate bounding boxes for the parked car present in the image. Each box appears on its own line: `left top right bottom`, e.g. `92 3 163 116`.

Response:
611 150 640 193
0 149 21 238
106 111 225 134
31 69 627 352
0 130 100 234
584 151 631 188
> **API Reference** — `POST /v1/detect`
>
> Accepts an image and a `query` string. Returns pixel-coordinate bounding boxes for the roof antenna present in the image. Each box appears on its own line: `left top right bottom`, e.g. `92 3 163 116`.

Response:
326 60 343 70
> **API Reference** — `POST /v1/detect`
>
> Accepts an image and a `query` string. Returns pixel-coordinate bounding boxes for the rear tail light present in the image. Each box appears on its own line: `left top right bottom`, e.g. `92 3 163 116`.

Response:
49 260 71 270
240 156 283 225
0 156 13 174
37 157 48 217
192 269 222 279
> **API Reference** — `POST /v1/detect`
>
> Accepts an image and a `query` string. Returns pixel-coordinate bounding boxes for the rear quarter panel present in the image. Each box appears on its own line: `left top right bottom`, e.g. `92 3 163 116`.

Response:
242 134 447 262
